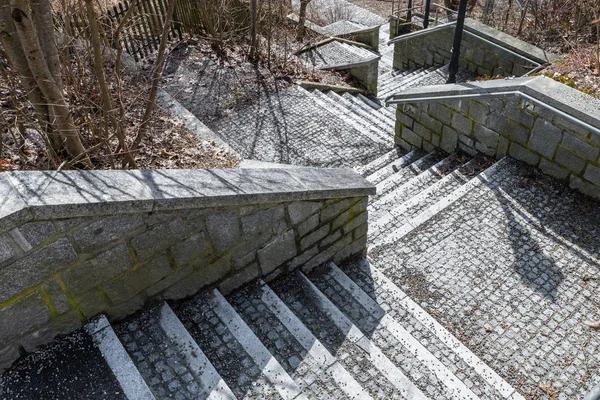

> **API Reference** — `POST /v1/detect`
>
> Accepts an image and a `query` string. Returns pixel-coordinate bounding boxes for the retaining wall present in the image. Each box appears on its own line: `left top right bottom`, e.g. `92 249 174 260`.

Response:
0 167 374 371
393 75 600 199
392 19 556 77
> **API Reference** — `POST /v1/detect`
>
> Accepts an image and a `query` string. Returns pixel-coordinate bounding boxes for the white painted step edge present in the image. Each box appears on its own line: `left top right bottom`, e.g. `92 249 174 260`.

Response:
357 259 525 400
297 271 429 400
324 264 479 400
209 289 308 400
258 280 373 400
157 303 236 400
86 316 156 400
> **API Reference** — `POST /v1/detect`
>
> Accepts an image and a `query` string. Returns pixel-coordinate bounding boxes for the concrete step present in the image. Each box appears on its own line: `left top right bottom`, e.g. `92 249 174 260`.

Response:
113 302 235 400
227 280 372 399
373 150 446 201
308 262 482 400
371 157 510 250
177 291 299 399
356 93 396 119
270 271 428 399
369 153 467 221
365 148 428 185
301 87 391 146
338 258 525 400
368 155 493 241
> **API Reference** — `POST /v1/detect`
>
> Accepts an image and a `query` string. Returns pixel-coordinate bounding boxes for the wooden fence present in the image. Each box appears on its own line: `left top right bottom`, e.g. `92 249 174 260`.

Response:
61 0 202 61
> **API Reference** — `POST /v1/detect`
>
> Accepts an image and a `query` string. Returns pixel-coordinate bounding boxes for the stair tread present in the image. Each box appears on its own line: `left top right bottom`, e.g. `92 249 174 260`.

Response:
302 87 391 145
270 272 421 399
366 148 427 185
339 92 396 126
339 259 522 399
177 291 291 399
328 91 395 132
354 147 407 177
228 281 371 399
369 155 493 240
113 303 234 400
309 262 483 400
370 153 467 220
374 150 446 200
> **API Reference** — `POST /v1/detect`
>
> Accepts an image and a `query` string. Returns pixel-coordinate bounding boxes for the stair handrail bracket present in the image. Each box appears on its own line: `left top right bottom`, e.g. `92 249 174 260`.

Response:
387 75 600 199
0 166 375 372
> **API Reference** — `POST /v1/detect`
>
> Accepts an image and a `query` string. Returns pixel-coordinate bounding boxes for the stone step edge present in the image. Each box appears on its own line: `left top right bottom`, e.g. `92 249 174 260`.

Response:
296 271 429 400
298 87 391 146
257 280 372 400
368 156 479 238
326 89 394 131
86 316 156 400
372 152 455 206
158 302 236 400
339 92 396 125
354 148 406 177
370 157 510 250
372 150 441 195
378 66 439 97
327 91 395 132
323 263 480 400
357 258 525 400
377 66 436 92
209 289 308 400
365 149 426 185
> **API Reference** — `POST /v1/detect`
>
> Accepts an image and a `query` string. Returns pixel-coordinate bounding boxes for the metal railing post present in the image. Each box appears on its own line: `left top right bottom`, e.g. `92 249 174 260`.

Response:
423 0 431 28
446 0 468 83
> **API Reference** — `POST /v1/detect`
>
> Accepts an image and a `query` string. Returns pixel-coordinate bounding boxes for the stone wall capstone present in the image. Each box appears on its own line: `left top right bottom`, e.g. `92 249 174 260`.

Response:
392 75 600 199
0 166 374 371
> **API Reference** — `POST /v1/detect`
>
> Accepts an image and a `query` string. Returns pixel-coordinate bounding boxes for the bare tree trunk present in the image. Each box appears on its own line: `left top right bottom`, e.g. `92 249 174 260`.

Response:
85 0 136 168
296 0 309 42
249 0 258 60
130 0 176 161
8 0 91 166
482 0 494 25
0 0 59 149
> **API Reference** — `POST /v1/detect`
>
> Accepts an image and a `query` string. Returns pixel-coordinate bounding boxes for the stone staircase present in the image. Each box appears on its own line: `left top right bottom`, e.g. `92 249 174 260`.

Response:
298 40 380 70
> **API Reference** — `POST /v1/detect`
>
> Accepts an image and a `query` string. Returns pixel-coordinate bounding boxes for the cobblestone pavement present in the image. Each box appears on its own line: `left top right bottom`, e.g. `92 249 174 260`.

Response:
177 293 283 399
209 86 394 167
299 41 378 69
270 273 408 399
114 305 219 400
227 282 348 399
369 158 600 399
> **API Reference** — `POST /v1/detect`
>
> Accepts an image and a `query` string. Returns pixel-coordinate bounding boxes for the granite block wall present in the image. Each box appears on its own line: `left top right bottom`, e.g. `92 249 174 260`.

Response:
393 77 600 199
0 167 374 371
392 19 554 77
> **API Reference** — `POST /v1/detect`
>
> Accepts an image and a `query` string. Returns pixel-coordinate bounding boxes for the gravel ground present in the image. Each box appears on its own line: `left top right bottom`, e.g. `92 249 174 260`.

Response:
0 329 126 400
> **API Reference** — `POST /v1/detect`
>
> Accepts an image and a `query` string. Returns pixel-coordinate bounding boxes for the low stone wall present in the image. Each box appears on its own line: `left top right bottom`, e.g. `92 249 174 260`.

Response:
351 61 379 95
336 26 380 51
393 76 600 198
392 19 556 77
0 167 374 371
